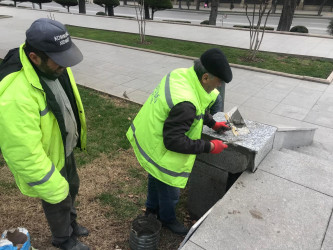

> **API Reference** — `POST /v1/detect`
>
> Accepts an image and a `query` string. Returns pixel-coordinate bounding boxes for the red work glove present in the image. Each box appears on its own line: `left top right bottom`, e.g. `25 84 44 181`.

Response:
210 140 228 154
212 121 230 132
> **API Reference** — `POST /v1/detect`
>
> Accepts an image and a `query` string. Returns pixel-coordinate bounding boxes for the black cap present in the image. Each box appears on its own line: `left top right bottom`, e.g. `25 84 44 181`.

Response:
200 48 232 83
26 18 83 67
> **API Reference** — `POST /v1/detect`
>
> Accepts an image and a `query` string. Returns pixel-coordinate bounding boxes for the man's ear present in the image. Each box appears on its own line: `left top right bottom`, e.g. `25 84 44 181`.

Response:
201 73 209 83
28 52 41 66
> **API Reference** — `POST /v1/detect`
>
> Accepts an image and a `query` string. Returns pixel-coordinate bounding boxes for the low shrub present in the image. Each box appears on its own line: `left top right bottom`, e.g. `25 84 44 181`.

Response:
290 26 308 33
96 11 106 15
200 20 210 25
233 25 274 31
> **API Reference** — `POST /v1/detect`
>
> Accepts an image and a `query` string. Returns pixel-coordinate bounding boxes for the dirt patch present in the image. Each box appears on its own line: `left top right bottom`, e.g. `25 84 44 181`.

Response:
0 150 188 249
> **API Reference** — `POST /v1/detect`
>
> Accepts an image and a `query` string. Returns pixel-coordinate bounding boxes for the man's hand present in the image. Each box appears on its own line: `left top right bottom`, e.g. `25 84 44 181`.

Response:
210 140 228 154
212 121 230 132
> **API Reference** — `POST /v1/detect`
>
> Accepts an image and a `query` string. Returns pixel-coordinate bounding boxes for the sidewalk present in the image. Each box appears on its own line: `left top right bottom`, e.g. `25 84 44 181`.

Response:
1 6 333 59
0 5 332 147
0 7 333 248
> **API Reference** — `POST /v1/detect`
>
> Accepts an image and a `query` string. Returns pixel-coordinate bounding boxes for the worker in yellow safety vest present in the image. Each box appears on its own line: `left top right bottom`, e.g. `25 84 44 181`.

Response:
127 48 233 235
0 19 89 250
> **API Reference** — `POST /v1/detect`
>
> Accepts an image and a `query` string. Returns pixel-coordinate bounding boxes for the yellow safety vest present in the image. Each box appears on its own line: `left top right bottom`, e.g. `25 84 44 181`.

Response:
127 67 218 188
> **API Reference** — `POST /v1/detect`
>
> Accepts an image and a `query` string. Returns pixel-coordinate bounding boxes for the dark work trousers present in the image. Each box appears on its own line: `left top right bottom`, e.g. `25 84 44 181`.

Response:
145 174 180 223
41 152 80 245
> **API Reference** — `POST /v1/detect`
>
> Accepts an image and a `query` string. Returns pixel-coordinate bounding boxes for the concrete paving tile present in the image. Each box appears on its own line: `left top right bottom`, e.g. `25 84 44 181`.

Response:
312 102 333 113
271 103 310 121
126 89 150 104
226 84 262 96
238 105 315 130
102 84 136 99
224 91 251 105
304 109 333 129
254 87 290 102
281 91 321 109
121 78 152 91
241 97 279 112
188 170 333 250
317 91 333 105
107 74 135 85
313 126 333 153
224 102 239 112
297 80 329 92
261 149 333 196
268 77 300 91
322 215 333 250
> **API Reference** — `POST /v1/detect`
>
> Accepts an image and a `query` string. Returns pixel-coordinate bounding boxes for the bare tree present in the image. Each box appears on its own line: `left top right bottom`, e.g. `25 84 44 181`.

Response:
271 0 278 14
134 0 147 44
277 0 297 31
318 0 328 16
245 0 272 60
186 0 190 9
78 0 86 13
196 0 200 10
208 0 219 25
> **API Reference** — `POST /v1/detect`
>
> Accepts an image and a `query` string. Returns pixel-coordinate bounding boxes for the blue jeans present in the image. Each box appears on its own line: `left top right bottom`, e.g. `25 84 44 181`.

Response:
145 174 180 223
210 94 223 115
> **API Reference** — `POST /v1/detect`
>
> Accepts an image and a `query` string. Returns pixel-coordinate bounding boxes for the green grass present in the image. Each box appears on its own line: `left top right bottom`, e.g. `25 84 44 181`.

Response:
98 165 147 220
66 25 333 79
74 86 140 166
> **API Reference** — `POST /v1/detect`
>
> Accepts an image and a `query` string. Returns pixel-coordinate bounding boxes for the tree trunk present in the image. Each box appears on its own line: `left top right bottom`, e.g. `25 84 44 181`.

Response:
107 6 114 16
271 0 277 14
14 0 16 7
277 0 297 31
78 0 86 14
208 0 218 25
144 3 150 19
105 5 108 14
67 5 70 12
179 0 182 8
186 0 190 9
39 3 42 9
196 0 200 10
123 0 127 5
230 0 234 10
151 8 155 20
318 0 327 16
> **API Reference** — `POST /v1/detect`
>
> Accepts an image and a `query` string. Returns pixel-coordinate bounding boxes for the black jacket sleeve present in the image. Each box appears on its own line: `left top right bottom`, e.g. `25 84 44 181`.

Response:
163 102 211 154
203 110 216 128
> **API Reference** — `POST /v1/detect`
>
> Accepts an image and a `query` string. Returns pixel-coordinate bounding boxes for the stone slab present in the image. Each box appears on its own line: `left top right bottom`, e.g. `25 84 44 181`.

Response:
203 112 276 172
188 160 228 219
196 143 253 174
273 128 316 150
183 170 333 250
260 149 333 197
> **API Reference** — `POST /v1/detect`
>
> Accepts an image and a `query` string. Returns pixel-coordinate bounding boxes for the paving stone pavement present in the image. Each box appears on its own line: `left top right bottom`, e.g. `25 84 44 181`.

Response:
1 7 333 249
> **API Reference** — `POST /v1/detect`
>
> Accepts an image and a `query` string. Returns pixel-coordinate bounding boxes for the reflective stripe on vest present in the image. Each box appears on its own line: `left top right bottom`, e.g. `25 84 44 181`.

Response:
165 72 205 120
131 123 190 178
27 163 55 187
40 106 49 116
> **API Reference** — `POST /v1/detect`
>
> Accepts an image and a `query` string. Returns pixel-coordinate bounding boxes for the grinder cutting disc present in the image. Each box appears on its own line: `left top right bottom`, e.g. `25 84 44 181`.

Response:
225 107 250 136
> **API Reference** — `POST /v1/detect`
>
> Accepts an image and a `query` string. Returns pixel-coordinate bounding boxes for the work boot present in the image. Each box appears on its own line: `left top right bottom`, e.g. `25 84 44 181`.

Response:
163 219 189 236
52 237 90 250
71 221 89 237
